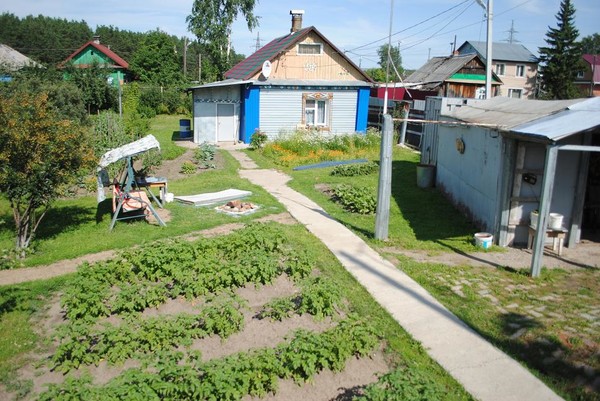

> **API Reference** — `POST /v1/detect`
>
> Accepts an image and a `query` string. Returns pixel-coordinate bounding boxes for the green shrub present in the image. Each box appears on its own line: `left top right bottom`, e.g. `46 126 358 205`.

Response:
332 184 377 214
180 160 197 174
195 142 216 168
249 129 268 150
330 162 378 177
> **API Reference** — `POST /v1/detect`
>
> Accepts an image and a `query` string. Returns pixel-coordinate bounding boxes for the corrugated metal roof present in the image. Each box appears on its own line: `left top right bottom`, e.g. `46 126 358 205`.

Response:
511 97 600 141
442 97 600 142
459 41 537 63
405 54 478 84
442 97 580 128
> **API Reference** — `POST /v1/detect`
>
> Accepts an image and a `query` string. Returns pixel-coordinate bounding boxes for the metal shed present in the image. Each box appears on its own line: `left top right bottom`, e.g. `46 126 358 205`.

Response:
427 97 600 276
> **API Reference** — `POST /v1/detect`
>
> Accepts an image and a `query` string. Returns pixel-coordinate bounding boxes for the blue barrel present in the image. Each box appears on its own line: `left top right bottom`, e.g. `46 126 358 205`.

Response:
179 119 191 138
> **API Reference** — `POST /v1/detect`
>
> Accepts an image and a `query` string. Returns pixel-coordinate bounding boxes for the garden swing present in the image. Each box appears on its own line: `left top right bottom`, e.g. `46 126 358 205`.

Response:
96 135 166 231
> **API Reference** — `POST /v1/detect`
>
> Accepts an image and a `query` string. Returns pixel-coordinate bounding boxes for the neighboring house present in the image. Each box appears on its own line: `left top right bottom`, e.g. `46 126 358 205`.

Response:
189 10 373 144
420 96 600 254
575 54 600 97
457 40 538 99
403 53 503 99
60 36 129 87
0 43 42 81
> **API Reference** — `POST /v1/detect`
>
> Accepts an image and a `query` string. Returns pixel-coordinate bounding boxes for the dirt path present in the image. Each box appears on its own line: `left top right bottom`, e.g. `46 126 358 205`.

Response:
0 213 296 287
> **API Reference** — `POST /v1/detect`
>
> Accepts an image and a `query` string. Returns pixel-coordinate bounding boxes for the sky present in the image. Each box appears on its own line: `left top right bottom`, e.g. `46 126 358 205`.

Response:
2 0 598 70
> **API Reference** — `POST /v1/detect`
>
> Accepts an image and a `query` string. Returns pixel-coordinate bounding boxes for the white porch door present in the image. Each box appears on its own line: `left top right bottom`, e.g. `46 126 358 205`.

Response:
217 104 235 142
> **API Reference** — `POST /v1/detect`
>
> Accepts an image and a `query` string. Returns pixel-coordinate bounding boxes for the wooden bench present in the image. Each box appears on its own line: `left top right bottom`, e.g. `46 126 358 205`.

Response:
527 225 568 256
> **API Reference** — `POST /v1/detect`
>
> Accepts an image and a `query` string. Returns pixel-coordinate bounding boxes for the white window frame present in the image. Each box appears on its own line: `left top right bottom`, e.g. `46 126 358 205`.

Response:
516 64 525 77
576 70 585 79
495 63 506 76
298 43 323 55
507 88 523 99
302 93 332 129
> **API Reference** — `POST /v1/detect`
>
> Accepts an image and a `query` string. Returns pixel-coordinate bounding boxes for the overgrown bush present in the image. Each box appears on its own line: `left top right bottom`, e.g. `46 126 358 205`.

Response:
261 129 382 166
332 184 377 214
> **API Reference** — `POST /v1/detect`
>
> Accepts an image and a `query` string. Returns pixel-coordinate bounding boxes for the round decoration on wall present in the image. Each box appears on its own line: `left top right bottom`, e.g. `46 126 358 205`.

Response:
261 60 272 79
456 137 466 154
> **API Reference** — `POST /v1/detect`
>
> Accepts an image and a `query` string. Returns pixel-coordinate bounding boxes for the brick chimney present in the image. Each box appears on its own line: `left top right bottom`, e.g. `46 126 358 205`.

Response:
290 9 304 33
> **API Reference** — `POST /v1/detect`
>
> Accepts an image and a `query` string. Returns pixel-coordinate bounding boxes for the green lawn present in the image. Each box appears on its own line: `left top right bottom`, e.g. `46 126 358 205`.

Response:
244 143 600 401
0 116 283 267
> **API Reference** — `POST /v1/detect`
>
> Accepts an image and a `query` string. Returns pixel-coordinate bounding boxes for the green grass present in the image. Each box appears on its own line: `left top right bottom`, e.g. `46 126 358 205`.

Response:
148 114 188 160
245 140 600 401
247 145 480 253
0 276 72 395
0 149 284 267
0 224 473 401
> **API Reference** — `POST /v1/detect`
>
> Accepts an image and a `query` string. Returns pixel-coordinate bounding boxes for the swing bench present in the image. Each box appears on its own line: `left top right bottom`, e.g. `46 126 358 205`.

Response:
96 135 167 231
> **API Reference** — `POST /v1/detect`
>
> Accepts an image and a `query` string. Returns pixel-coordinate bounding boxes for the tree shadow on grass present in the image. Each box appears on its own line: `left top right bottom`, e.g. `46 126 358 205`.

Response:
492 312 599 399
33 205 97 241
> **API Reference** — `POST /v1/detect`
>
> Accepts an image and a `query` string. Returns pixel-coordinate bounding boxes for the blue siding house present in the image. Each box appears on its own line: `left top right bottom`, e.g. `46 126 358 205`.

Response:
189 10 373 144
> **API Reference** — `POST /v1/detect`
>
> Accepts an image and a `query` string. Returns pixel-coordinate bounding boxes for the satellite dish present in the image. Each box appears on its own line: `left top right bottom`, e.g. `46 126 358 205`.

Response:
261 60 272 78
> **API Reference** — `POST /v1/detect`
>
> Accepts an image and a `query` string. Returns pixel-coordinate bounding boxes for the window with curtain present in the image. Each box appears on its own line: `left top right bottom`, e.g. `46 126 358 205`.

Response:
302 93 332 129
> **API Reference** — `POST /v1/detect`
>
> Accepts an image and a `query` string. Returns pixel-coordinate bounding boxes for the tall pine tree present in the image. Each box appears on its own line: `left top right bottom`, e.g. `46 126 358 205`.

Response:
538 0 582 99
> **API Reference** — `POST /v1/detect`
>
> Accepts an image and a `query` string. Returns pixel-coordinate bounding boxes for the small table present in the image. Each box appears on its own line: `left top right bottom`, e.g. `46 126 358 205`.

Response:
527 225 568 256
136 177 168 208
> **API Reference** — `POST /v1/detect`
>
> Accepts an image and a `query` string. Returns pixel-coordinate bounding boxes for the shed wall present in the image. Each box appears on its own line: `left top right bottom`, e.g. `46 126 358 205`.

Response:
193 86 242 143
435 125 504 233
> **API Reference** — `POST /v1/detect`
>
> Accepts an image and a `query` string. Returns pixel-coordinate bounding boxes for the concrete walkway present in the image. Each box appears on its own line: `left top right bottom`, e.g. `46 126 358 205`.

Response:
227 148 563 401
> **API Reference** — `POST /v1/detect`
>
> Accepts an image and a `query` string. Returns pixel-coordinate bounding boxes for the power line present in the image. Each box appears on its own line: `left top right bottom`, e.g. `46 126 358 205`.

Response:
347 0 473 53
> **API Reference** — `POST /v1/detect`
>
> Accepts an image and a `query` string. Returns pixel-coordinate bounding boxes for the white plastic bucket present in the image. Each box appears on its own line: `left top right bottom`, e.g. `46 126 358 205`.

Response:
548 213 563 230
474 232 493 249
530 211 538 229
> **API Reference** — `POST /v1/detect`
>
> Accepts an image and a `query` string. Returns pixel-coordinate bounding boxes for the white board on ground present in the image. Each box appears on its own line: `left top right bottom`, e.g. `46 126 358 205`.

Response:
174 189 252 206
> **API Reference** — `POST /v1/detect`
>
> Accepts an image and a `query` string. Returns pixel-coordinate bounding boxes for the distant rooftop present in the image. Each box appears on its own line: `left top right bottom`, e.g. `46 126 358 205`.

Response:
458 41 538 63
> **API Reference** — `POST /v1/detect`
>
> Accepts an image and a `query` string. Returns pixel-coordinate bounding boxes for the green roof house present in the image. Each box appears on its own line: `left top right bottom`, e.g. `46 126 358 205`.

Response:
60 36 129 86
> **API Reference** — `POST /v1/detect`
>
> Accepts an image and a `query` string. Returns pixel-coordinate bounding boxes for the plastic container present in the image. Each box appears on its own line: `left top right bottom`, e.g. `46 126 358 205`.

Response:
548 213 563 230
179 119 191 138
474 232 493 249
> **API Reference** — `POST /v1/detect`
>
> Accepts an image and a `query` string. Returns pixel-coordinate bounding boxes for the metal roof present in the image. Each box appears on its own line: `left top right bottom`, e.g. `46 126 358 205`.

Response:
188 79 254 90
61 40 129 69
405 54 478 84
441 97 600 142
458 41 537 63
224 25 372 83
253 78 371 87
225 27 313 80
511 97 600 142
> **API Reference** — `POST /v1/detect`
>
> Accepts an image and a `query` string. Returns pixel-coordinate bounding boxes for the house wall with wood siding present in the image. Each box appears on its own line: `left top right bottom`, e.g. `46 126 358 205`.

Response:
249 32 365 82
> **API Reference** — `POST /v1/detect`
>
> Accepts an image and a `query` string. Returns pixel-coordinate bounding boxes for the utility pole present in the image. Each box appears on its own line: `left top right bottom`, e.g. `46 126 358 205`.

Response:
183 37 188 76
383 0 394 114
198 54 202 82
254 32 263 52
476 0 493 99
504 20 519 44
